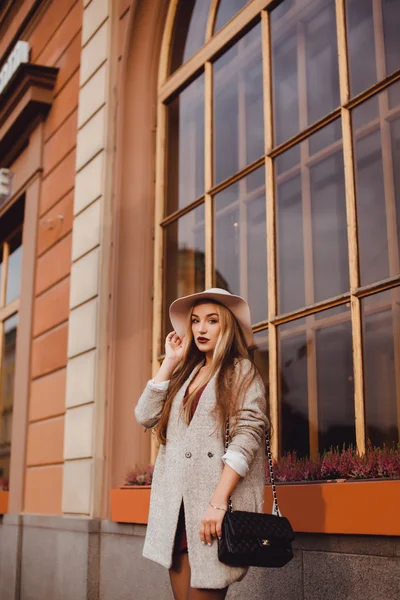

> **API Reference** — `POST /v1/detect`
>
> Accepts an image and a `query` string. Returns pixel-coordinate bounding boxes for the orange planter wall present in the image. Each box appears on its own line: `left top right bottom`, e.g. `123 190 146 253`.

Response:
0 491 9 515
111 481 400 536
264 480 400 536
110 487 151 524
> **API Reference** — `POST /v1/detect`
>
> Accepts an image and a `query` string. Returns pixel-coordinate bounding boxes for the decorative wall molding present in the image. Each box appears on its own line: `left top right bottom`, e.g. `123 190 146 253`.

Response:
0 62 58 163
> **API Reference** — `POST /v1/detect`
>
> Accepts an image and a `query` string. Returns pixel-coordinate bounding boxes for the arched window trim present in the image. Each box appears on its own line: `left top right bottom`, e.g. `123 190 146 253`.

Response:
154 0 400 461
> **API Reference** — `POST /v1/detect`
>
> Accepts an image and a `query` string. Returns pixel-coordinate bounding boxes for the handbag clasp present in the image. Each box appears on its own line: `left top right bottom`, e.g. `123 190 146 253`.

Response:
261 539 271 546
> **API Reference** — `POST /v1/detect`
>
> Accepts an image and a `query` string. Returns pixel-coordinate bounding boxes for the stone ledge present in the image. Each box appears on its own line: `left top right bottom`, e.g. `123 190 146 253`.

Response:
100 519 147 537
21 514 101 533
293 532 397 557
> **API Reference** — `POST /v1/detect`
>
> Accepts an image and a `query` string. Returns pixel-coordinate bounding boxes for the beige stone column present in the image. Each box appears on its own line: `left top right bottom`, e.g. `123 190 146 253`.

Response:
62 0 116 518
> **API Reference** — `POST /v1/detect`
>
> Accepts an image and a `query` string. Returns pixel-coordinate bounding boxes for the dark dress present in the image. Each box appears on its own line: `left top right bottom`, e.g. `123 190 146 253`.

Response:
173 384 207 555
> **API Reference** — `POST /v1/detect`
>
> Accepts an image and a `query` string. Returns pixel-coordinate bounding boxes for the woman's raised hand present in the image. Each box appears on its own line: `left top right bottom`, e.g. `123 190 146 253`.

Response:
165 331 186 363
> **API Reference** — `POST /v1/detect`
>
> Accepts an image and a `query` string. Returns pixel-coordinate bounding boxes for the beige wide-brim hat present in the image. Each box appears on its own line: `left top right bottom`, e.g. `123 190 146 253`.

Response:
169 288 254 347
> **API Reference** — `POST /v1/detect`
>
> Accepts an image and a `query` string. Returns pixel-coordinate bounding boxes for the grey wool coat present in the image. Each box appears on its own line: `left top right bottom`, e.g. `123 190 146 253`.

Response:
134 359 268 590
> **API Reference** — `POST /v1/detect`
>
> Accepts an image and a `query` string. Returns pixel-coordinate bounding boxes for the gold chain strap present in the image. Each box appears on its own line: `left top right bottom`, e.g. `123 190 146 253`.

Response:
225 411 280 517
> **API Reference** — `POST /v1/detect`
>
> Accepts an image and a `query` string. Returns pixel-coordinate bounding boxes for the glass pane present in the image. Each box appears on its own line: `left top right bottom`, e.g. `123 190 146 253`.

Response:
271 0 340 146
6 230 23 305
167 75 205 215
163 206 205 340
214 0 250 33
315 309 355 452
279 306 354 457
170 0 212 72
279 319 309 457
275 120 349 315
0 313 18 484
362 288 400 447
253 329 269 392
353 81 400 286
214 167 267 324
214 24 263 185
347 0 400 97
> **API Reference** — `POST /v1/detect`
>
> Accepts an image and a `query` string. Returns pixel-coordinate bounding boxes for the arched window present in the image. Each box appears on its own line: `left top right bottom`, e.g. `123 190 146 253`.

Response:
155 0 400 459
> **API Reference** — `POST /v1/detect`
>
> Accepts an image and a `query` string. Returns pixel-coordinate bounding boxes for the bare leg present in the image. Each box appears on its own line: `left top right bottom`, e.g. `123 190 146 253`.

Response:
169 552 191 600
188 586 229 600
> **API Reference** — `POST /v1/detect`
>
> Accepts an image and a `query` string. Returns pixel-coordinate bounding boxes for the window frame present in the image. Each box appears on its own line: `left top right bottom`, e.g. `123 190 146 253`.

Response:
0 223 22 482
153 0 400 460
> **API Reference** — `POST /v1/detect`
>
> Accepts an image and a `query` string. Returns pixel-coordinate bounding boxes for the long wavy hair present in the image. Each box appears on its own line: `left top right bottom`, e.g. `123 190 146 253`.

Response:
154 299 263 445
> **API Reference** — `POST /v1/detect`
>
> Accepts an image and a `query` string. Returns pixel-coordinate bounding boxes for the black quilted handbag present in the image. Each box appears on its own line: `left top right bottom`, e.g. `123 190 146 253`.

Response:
218 421 295 568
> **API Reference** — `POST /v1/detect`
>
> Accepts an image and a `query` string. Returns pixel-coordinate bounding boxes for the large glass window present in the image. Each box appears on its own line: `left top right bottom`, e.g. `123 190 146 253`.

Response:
158 0 400 459
0 198 24 488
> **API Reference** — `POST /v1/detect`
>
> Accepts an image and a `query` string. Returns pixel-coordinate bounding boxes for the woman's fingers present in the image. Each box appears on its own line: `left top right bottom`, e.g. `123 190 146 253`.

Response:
166 331 182 346
216 520 223 539
200 521 205 544
204 522 212 545
200 508 224 546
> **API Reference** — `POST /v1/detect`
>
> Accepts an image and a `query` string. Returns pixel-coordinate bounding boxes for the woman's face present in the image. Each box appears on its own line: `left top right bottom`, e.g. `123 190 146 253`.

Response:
191 302 221 355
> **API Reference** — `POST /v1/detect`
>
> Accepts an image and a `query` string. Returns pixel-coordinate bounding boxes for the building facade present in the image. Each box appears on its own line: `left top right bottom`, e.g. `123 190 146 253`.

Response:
0 0 399 598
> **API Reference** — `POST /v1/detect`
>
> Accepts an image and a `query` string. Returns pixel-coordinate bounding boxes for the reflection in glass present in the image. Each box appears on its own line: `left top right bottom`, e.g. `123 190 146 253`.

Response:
362 289 400 447
279 321 309 457
214 24 263 184
315 312 355 452
0 313 18 481
353 81 400 285
164 206 205 339
253 329 269 393
170 0 212 72
347 0 400 97
214 168 267 324
276 121 349 315
6 231 23 305
279 307 354 457
271 0 339 146
214 0 250 33
167 75 205 215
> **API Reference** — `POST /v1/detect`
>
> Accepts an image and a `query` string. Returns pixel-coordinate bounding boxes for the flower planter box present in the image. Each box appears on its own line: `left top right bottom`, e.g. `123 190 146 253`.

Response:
0 491 9 515
111 480 400 535
110 486 151 524
264 479 400 536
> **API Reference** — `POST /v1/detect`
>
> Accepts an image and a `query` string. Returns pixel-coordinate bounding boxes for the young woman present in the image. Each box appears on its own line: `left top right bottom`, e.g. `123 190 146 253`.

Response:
135 288 269 600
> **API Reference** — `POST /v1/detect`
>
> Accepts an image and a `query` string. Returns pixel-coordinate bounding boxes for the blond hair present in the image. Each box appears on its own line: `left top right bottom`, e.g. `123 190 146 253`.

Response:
154 300 262 445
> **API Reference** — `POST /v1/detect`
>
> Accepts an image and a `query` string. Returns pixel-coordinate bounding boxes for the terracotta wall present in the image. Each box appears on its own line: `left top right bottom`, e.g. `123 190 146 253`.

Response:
22 0 82 515
118 0 132 61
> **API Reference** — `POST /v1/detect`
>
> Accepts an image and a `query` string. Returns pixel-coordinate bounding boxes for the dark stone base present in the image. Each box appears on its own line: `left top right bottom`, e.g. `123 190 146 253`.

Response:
1 515 399 600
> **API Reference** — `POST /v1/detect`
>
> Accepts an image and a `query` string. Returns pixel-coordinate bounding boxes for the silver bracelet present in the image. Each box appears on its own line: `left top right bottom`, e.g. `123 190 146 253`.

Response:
209 503 227 512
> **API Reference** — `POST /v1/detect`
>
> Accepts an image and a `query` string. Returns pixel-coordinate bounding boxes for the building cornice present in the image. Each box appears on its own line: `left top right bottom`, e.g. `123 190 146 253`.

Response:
0 62 58 164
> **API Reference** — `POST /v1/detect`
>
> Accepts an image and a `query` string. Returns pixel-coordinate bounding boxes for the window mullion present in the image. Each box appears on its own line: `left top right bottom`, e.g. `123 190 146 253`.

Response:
153 102 167 373
1 243 9 309
335 0 350 105
0 320 4 433
205 61 214 288
262 10 279 458
336 0 366 453
206 0 220 42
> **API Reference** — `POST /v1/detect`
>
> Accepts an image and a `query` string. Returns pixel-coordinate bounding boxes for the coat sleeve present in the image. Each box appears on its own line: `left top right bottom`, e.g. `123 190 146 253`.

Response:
134 380 169 429
227 361 269 471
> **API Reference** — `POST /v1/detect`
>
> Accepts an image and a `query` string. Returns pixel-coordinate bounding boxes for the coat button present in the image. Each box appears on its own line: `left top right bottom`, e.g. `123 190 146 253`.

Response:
207 452 214 458
185 452 192 458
